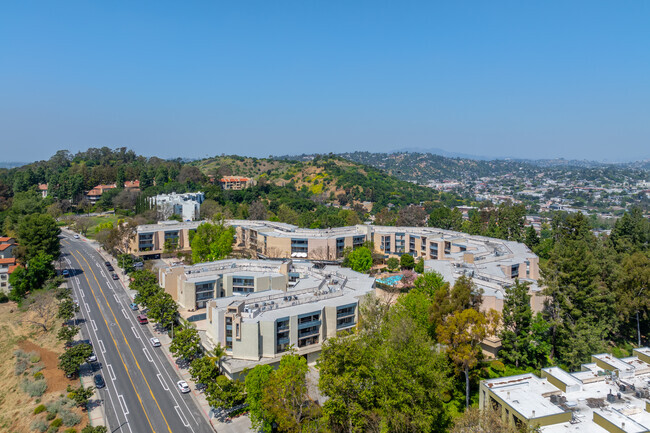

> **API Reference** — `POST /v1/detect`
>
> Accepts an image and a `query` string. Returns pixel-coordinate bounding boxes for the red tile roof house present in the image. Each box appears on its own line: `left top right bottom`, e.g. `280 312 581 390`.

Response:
0 257 18 294
124 180 140 190
85 184 117 203
38 183 49 198
0 237 17 259
219 176 253 190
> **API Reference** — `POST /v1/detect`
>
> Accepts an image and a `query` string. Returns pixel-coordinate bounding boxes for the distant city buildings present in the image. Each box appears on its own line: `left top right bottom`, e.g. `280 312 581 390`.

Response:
481 348 650 432
147 192 205 221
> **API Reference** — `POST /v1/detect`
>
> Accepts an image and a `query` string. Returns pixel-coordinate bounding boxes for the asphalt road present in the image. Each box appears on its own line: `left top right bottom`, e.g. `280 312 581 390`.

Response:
60 234 214 433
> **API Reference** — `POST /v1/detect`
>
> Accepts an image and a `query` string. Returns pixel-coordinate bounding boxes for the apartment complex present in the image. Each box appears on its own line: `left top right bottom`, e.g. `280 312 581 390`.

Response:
219 176 253 190
130 219 541 316
480 348 650 432
157 258 374 378
148 192 205 221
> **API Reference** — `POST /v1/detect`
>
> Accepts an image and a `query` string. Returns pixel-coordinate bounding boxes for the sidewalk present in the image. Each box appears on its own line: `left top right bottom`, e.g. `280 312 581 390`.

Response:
89 239 253 432
69 228 254 432
78 362 107 429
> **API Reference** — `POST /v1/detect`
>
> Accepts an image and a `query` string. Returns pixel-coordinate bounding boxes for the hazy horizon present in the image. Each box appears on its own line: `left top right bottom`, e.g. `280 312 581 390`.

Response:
1 1 649 162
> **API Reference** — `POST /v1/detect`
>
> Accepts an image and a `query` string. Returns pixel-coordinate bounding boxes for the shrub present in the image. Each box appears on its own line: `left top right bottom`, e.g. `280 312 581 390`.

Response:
64 429 77 433
46 412 56 421
30 420 48 433
34 371 45 380
60 410 81 427
0 292 8 303
34 404 47 414
22 379 47 397
15 358 30 375
30 354 42 363
32 364 45 373
51 418 63 428
490 360 505 373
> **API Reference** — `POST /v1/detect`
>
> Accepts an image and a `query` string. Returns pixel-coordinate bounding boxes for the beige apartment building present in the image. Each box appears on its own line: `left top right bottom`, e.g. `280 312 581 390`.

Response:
480 348 650 432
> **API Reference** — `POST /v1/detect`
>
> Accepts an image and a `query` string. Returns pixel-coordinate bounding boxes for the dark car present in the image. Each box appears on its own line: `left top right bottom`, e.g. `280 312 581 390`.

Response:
94 374 105 388
111 273 119 280
62 269 70 277
104 261 111 267
107 265 114 272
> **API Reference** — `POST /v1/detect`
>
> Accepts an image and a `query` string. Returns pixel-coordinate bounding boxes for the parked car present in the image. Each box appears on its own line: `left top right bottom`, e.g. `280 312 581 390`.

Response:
137 315 148 324
111 273 119 280
129 303 139 311
73 234 80 239
149 337 161 347
62 269 70 277
94 374 105 388
177 380 190 393
107 264 114 271
87 352 97 363
133 261 144 268
104 261 111 267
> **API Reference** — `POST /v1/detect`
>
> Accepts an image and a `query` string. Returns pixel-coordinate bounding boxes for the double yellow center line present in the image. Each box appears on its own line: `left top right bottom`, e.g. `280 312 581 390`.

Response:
67 245 173 433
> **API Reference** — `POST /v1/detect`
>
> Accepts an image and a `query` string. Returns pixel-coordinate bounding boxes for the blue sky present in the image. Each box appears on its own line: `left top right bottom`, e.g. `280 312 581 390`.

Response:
1 1 648 162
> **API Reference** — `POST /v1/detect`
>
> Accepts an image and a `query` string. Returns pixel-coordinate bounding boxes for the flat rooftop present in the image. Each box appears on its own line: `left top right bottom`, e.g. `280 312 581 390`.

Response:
483 350 650 433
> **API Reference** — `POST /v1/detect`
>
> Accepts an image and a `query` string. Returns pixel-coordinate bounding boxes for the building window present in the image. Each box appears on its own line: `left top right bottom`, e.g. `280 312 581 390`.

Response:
380 236 391 252
164 230 179 248
511 264 520 279
291 238 308 254
232 276 255 293
429 243 439 259
225 316 233 349
409 236 417 255
276 318 290 353
444 241 451 255
138 233 154 251
336 238 345 258
394 233 405 253
352 235 365 248
337 304 356 330
297 312 321 348
420 237 427 252
195 282 214 302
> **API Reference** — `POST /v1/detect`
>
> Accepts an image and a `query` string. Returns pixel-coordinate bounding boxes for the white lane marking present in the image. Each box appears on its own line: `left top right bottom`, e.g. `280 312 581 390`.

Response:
80 290 85 298
84 303 90 313
107 364 116 381
132 327 141 339
65 257 71 265
91 320 97 332
157 374 169 391
118 395 129 415
114 294 119 303
121 309 128 319
100 270 106 278
98 340 106 354
175 406 190 427
143 348 153 362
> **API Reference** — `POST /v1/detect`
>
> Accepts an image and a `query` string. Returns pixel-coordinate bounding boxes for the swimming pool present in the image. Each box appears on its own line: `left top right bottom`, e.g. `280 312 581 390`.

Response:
376 275 403 286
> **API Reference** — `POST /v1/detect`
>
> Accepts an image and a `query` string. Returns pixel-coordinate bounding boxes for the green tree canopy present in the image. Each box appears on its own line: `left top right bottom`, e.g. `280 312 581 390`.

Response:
190 222 235 263
17 213 61 260
346 247 372 273
169 327 202 362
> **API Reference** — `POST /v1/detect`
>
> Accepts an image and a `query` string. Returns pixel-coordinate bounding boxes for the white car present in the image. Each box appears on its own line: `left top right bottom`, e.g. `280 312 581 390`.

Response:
149 337 161 347
73 234 80 239
177 380 190 393
87 353 97 363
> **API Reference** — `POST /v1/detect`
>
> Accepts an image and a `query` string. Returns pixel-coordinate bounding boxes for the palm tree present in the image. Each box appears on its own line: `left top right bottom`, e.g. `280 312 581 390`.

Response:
211 343 227 374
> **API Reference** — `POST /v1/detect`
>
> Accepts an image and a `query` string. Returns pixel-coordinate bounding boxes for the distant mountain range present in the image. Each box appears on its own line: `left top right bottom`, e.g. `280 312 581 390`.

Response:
0 162 27 169
277 151 649 184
